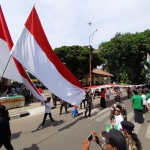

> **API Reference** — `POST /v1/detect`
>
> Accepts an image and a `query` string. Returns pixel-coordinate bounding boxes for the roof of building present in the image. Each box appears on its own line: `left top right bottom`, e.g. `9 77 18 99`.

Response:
92 69 113 77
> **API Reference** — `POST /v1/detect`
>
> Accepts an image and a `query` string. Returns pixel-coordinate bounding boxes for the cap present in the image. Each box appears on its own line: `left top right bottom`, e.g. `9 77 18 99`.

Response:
100 131 107 139
121 121 135 130
100 128 126 150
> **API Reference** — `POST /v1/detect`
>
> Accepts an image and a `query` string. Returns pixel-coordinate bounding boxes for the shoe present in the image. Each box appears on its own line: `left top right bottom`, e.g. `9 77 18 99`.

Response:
66 112 68 114
59 113 61 115
76 113 78 116
39 126 43 129
52 122 55 126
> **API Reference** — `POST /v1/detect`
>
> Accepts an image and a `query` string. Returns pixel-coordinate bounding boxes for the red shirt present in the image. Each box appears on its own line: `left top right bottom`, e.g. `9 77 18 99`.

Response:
101 91 106 98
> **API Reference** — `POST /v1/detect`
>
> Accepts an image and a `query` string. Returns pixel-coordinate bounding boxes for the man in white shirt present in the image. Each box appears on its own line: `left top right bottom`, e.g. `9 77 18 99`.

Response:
105 87 111 102
140 91 146 113
39 97 54 129
146 98 150 113
112 105 124 130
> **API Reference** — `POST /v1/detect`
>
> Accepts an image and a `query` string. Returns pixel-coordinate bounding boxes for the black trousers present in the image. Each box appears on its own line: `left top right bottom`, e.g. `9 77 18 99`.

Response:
25 95 29 104
142 105 147 113
53 98 57 106
80 100 86 108
0 137 14 150
85 103 91 117
60 103 67 114
42 113 54 126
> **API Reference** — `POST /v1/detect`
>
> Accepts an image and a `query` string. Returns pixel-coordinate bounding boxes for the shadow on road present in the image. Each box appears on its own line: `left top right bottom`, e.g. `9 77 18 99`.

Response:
94 96 128 109
23 144 39 150
36 132 58 145
11 132 22 140
58 116 85 132
31 120 65 133
28 96 129 145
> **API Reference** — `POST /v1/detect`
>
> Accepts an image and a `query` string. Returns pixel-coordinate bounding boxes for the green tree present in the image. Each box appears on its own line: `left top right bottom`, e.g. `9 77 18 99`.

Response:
98 30 150 84
54 45 102 80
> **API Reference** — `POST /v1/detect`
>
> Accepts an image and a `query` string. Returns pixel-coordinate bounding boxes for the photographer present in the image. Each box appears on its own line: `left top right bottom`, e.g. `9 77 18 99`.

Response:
82 128 126 150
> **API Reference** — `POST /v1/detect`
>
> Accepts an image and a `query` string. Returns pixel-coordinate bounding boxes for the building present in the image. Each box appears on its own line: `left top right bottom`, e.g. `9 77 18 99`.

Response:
85 68 113 85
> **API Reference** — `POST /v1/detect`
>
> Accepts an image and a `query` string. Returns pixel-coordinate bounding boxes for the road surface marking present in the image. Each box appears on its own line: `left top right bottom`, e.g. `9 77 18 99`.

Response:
96 111 110 122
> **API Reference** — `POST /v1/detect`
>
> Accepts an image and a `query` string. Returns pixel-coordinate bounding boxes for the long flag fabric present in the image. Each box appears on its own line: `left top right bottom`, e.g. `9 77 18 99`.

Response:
0 7 22 81
11 7 85 106
0 6 44 100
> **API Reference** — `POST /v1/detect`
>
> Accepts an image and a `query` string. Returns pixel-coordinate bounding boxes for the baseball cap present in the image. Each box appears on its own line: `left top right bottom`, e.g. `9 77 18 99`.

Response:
100 128 126 150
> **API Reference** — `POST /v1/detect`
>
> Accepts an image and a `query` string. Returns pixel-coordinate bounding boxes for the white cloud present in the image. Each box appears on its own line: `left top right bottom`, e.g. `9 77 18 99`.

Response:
1 0 150 49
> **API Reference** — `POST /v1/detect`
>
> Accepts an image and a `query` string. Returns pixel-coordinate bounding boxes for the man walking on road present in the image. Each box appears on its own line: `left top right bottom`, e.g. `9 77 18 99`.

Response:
39 97 54 129
85 92 93 118
59 100 68 115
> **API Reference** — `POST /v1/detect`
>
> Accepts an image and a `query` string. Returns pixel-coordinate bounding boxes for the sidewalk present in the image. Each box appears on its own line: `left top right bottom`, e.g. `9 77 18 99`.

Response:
9 102 59 120
8 90 128 120
8 89 59 120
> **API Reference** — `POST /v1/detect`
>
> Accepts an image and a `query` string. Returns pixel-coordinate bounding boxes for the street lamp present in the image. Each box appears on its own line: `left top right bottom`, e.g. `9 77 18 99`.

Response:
89 29 98 87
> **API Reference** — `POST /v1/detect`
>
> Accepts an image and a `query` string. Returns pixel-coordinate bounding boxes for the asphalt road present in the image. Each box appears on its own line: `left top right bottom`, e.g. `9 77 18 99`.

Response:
1 96 150 150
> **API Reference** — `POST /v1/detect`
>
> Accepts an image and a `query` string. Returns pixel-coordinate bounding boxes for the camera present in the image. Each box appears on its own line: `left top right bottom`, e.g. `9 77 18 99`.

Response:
88 133 93 141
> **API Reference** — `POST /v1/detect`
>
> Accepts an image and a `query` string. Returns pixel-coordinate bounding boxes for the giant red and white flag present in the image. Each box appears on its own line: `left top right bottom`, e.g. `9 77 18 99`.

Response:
0 6 44 100
0 7 22 81
11 7 85 106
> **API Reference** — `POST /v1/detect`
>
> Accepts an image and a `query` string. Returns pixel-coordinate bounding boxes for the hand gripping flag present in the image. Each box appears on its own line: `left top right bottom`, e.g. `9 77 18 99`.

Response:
0 6 44 100
11 7 85 106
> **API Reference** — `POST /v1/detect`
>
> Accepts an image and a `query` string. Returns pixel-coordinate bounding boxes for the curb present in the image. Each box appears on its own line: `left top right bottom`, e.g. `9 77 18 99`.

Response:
10 111 30 120
10 106 59 120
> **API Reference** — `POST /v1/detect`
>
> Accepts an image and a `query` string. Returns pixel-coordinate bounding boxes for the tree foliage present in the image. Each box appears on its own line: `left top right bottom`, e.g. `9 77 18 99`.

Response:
98 30 150 84
54 45 102 80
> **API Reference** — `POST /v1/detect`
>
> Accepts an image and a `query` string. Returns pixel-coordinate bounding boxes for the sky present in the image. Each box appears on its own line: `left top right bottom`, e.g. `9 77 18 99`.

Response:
1 0 150 50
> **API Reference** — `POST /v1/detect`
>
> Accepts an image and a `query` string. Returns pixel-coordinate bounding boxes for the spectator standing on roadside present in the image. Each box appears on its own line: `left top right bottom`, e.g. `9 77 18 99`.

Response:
105 87 111 103
131 90 144 124
127 87 131 99
100 88 106 109
146 98 150 113
22 86 29 104
140 91 147 113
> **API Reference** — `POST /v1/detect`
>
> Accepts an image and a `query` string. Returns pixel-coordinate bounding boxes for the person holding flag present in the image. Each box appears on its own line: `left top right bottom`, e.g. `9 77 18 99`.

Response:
39 97 54 129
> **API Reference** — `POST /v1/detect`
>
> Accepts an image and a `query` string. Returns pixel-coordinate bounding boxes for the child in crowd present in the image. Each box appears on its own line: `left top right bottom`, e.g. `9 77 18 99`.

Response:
71 106 78 117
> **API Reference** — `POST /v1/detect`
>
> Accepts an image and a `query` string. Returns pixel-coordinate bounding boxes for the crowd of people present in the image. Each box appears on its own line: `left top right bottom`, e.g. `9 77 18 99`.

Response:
81 86 150 150
1 83 150 149
5 83 33 105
